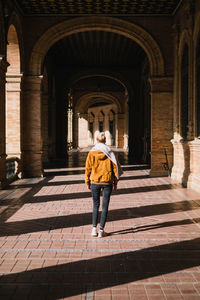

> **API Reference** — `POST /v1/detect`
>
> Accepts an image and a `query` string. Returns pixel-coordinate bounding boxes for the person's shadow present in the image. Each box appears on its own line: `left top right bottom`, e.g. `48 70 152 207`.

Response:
109 217 200 235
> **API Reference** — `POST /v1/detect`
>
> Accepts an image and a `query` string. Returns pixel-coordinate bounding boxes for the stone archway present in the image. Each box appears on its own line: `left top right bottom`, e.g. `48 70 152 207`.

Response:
29 16 164 76
73 92 123 149
75 92 122 114
23 16 174 177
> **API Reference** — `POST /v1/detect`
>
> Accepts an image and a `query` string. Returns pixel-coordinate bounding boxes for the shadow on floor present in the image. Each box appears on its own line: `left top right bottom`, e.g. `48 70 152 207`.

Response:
0 198 200 236
0 238 200 299
109 217 200 235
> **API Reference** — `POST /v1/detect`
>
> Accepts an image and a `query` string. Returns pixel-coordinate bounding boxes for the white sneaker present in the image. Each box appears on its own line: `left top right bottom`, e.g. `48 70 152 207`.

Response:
91 227 97 236
98 230 107 238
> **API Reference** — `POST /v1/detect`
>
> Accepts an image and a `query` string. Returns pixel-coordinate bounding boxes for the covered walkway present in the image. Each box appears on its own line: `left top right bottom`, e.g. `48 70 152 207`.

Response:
0 164 200 299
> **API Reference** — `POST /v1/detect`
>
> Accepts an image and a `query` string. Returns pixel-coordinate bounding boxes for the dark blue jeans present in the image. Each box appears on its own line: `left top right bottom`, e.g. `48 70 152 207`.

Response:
91 184 113 230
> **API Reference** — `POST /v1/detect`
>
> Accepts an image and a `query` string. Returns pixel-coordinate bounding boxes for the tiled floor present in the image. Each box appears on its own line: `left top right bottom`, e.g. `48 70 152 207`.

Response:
0 164 200 299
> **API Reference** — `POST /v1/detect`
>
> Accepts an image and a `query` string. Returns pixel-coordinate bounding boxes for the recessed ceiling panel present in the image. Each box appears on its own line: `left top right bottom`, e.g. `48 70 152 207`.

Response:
15 0 182 16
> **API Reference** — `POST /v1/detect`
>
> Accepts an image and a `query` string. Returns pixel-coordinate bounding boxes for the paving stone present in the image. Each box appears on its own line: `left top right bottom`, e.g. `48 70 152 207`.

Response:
0 165 200 299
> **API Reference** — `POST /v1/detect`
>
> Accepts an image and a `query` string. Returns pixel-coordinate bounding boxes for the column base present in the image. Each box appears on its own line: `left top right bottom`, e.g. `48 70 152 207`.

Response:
171 139 190 187
149 169 169 177
21 151 43 178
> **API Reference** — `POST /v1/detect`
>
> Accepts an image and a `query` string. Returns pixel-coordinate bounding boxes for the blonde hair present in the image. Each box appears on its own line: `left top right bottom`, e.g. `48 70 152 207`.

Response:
96 132 106 143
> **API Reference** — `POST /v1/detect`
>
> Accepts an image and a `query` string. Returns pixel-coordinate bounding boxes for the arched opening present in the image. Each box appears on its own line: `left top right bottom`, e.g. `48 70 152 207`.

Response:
181 44 189 140
6 25 21 159
41 30 151 166
25 17 168 175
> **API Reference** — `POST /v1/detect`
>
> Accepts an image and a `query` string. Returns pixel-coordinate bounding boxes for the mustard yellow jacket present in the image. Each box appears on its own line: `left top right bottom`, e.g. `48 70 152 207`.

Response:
85 150 118 185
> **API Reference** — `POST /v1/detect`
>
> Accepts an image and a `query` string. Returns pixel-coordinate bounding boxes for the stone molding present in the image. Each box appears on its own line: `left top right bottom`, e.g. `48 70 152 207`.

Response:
149 76 173 93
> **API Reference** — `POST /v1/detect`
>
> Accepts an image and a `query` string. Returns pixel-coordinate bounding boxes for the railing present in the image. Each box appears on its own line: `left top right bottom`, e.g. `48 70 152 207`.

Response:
6 157 21 182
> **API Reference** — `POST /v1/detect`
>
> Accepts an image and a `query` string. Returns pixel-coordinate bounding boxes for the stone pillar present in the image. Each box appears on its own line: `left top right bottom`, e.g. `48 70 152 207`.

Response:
149 77 173 176
187 139 200 192
105 112 111 145
73 112 79 148
124 98 129 150
117 113 125 148
0 58 9 188
6 73 22 157
21 75 43 177
78 113 88 148
94 114 99 143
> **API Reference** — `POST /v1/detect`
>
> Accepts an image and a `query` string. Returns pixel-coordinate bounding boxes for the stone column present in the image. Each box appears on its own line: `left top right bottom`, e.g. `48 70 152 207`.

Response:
187 139 200 193
117 113 125 148
73 112 79 148
124 98 129 150
6 73 22 157
104 112 111 145
149 76 173 176
21 75 43 177
78 113 88 148
0 58 9 188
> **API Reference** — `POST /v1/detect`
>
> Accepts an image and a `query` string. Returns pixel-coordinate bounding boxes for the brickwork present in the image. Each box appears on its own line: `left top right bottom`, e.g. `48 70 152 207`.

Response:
171 0 200 193
21 76 43 177
0 59 9 188
149 77 173 176
6 75 21 157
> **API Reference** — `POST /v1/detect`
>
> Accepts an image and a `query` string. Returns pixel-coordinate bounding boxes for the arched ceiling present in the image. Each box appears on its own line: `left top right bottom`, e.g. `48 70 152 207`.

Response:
48 30 147 68
15 0 182 16
72 76 125 92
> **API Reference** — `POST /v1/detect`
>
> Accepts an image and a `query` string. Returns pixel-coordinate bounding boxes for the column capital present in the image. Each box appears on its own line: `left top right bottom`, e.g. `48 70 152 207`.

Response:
149 76 173 93
117 112 125 119
21 74 43 92
6 72 23 80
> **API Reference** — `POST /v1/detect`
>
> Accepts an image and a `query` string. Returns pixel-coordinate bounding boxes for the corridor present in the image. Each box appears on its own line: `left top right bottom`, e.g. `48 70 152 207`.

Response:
0 163 200 299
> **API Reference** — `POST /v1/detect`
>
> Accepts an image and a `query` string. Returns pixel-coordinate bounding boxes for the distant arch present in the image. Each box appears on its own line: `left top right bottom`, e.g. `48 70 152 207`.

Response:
75 92 122 114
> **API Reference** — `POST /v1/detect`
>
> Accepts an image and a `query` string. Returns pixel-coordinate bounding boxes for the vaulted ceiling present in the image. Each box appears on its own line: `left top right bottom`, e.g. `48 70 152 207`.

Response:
48 30 147 68
15 0 182 16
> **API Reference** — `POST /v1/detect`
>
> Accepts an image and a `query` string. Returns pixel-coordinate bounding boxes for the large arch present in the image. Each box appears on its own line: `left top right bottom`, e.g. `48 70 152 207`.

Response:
23 16 173 178
66 69 133 97
29 16 165 76
7 12 24 72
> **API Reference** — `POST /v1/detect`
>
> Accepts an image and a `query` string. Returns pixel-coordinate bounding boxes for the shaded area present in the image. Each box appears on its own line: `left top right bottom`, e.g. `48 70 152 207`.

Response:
0 238 200 299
